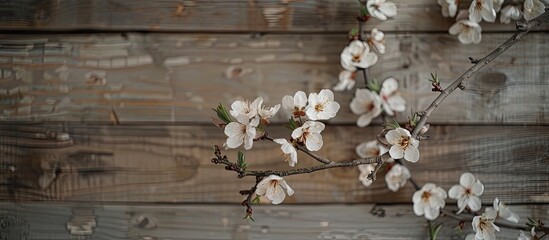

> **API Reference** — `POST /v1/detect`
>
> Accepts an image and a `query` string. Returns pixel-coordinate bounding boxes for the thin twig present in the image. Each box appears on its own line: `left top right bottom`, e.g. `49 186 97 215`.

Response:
362 68 370 87
295 144 334 164
262 136 333 164
243 153 389 177
411 9 549 138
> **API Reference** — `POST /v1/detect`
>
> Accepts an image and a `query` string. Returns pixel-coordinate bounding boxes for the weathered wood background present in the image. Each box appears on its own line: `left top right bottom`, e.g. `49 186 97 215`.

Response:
0 1 548 239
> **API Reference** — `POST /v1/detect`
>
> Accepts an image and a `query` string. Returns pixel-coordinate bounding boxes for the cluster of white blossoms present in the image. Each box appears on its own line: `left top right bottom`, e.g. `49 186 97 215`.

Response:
349 78 406 127
224 97 280 150
356 140 413 192
412 172 521 240
354 126 419 191
334 0 397 91
221 89 340 205
439 0 548 44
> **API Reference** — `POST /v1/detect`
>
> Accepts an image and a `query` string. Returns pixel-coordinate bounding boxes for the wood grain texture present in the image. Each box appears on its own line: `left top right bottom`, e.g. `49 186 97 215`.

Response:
0 202 547 240
1 0 547 33
1 123 547 204
0 33 548 124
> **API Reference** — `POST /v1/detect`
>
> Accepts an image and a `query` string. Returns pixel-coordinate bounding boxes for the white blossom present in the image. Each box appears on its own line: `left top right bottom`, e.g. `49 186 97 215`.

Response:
358 164 376 187
385 128 420 162
500 5 523 24
469 0 497 22
255 175 294 204
341 40 379 71
305 89 340 120
224 115 259 150
230 97 263 120
258 103 281 125
355 140 389 159
523 0 546 21
350 88 382 127
472 210 500 240
493 0 504 12
367 28 386 54
291 121 325 151
356 140 390 187
412 183 447 220
448 172 484 214
438 0 458 17
492 197 519 223
518 228 536 240
333 70 357 91
273 138 298 167
449 20 482 44
385 164 411 192
282 91 308 118
367 0 397 21
379 78 406 116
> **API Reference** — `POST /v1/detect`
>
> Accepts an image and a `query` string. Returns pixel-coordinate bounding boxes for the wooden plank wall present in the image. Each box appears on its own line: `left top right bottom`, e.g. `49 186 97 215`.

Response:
0 1 548 239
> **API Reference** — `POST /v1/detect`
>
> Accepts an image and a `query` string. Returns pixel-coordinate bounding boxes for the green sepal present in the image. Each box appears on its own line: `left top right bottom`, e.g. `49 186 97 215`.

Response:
251 195 261 205
237 151 247 170
384 118 401 129
213 103 233 124
367 79 381 93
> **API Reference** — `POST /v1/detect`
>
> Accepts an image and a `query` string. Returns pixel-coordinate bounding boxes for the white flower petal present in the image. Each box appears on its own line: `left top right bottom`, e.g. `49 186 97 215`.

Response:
389 146 404 159
424 205 441 220
279 179 294 196
305 133 323 151
472 180 484 195
460 172 476 187
267 183 286 204
385 129 402 145
291 127 304 140
294 91 308 108
357 114 375 127
404 145 420 162
468 196 482 212
413 201 425 216
448 185 465 199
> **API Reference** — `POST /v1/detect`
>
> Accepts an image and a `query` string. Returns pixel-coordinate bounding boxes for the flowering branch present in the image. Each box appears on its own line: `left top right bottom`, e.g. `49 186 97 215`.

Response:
263 136 333 164
210 5 549 236
441 209 549 234
212 144 387 178
411 9 549 138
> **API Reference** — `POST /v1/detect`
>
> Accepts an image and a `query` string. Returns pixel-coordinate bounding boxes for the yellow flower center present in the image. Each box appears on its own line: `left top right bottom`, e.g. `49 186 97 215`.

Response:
352 54 361 63
315 104 324 112
421 191 431 203
399 137 410 148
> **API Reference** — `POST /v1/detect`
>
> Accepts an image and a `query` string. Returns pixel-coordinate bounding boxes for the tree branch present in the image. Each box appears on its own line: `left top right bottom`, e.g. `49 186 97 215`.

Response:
441 208 549 233
262 136 333 164
411 9 549 138
242 154 387 177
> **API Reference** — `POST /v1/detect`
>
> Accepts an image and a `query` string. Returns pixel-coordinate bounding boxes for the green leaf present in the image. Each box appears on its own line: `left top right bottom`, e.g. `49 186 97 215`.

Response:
288 117 297 130
359 5 369 17
384 118 400 129
348 27 359 39
367 79 381 93
237 151 247 170
432 223 443 240
251 195 261 205
213 103 233 124
428 72 439 84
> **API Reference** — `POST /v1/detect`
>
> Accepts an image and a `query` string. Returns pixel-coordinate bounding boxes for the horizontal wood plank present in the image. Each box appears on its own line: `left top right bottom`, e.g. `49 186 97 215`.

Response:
0 202 547 240
1 124 547 204
0 33 548 124
0 0 546 33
